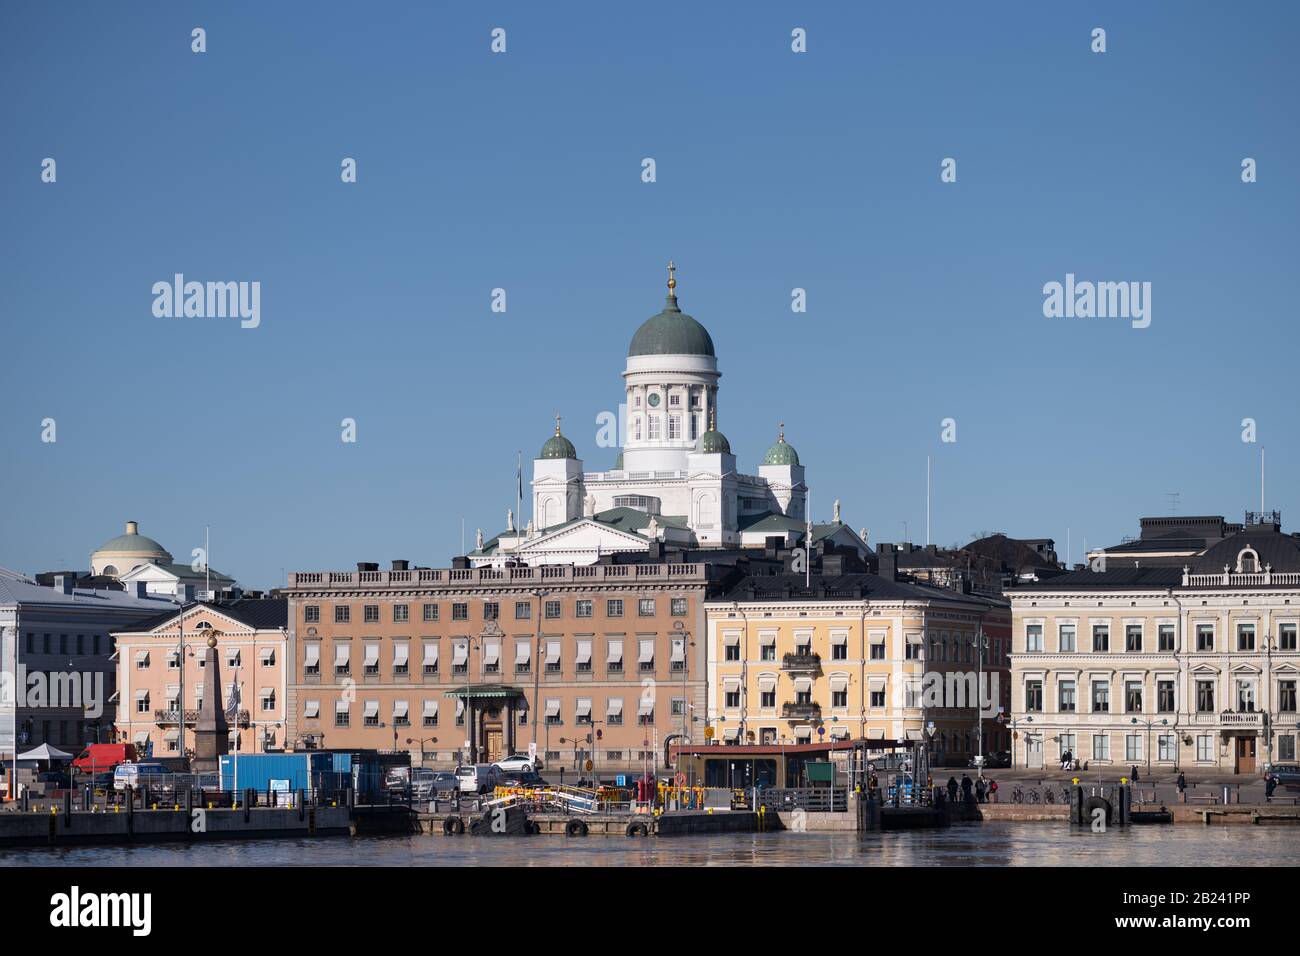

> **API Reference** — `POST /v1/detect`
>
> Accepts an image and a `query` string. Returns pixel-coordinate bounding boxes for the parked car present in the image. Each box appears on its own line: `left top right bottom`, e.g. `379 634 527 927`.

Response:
492 753 542 773
455 764 499 794
495 770 546 788
112 762 172 792
73 743 138 773
1267 763 1300 785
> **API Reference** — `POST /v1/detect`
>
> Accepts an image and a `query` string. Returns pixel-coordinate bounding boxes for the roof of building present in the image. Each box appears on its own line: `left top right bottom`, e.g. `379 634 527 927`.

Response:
762 426 799 466
539 417 578 460
124 563 235 584
470 508 691 554
717 571 1007 608
1011 567 1184 590
114 597 288 634
1190 524 1300 573
697 428 731 455
961 534 1058 571
0 567 177 612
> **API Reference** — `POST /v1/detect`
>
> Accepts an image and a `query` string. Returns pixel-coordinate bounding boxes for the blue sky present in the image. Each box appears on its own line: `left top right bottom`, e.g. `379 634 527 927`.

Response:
2 2 1297 588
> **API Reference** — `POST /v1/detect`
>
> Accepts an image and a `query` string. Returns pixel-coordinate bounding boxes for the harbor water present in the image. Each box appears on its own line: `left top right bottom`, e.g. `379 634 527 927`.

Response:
3 822 1298 867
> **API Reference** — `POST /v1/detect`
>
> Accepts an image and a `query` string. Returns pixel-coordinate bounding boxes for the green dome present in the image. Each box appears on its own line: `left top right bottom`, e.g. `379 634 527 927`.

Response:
628 298 715 358
698 429 731 455
613 450 624 470
762 426 799 466
93 522 170 558
540 416 577 459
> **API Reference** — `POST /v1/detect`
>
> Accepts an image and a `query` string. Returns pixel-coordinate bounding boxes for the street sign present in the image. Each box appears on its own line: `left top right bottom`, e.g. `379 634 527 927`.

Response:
616 775 627 787
704 726 714 740
584 759 593 772
817 726 825 737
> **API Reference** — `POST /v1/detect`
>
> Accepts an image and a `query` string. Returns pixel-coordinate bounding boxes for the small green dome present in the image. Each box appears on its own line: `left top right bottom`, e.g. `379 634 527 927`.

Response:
762 425 799 466
613 450 624 470
540 417 577 460
698 428 731 455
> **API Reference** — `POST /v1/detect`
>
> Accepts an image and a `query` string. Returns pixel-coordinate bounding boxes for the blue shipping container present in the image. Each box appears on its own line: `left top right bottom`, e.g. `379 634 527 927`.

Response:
219 752 344 792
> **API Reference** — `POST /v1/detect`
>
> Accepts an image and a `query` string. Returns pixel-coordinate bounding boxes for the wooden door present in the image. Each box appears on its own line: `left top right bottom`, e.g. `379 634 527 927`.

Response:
486 727 504 763
1235 737 1256 774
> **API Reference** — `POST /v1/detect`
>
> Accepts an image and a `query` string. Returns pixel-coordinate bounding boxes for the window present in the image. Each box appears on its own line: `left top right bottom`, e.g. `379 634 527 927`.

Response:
668 416 681 440
1058 680 1076 713
761 689 776 708
1158 735 1177 762
870 689 886 708
364 645 380 676
1281 624 1298 651
483 602 499 621
422 644 438 676
671 699 686 717
607 600 624 618
452 603 468 621
335 606 350 624
135 692 149 714
669 393 681 407
364 702 380 727
546 641 561 673
671 598 688 616
304 605 320 623
1236 681 1256 713
423 603 439 622
304 644 321 676
1092 734 1110 760
760 641 776 662
1280 680 1297 713
905 641 922 661
1196 680 1215 713
832 688 848 708
545 600 561 619
335 703 350 727
1125 681 1143 713
1125 625 1142 653
423 702 438 727
1025 680 1043 712
870 642 886 660
453 641 469 676
576 600 593 618
1059 733 1077 757
1025 624 1043 653
334 645 351 676
1158 625 1175 652
648 417 660 440
576 640 592 673
725 688 741 708
364 605 379 624
832 642 847 661
1091 681 1110 713
1237 624 1256 652
638 639 655 672
1158 680 1176 713
135 652 149 670
515 601 531 620
1196 735 1213 762
1058 624 1076 653
638 598 656 617
1276 735 1296 761
393 604 409 623
393 643 408 676
1125 735 1142 762
1196 624 1214 652
1092 625 1109 652
724 642 740 662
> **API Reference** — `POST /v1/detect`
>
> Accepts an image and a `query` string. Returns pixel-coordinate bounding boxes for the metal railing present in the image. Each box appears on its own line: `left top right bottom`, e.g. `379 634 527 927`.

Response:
757 787 848 813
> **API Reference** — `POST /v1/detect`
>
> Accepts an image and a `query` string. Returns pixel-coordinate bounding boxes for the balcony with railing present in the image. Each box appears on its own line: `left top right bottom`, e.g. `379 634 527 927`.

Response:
781 652 821 673
154 709 251 728
782 701 821 721
287 562 708 590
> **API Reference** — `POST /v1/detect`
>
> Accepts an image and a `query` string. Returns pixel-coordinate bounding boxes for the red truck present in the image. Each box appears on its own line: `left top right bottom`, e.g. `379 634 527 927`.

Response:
72 743 137 774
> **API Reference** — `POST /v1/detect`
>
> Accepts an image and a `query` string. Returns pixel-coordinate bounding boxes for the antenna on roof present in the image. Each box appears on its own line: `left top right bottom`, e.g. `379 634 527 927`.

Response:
1261 447 1265 513
1165 492 1180 516
926 456 932 546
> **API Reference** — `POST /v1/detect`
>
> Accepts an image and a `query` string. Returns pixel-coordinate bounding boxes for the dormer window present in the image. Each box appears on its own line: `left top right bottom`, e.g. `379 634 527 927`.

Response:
1236 548 1261 574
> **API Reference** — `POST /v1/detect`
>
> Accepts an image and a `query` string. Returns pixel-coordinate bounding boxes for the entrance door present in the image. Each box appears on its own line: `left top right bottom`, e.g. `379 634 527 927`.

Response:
1235 737 1256 774
485 726 504 763
1026 736 1044 770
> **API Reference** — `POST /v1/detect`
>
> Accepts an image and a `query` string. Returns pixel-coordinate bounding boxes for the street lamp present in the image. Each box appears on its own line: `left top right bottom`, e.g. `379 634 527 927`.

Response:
1131 716 1168 774
999 712 1032 769
407 736 438 766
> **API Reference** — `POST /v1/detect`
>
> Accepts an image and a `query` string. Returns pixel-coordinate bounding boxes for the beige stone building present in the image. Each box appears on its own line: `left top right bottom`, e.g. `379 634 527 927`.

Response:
280 559 713 772
705 572 1011 766
112 600 288 758
1009 513 1300 775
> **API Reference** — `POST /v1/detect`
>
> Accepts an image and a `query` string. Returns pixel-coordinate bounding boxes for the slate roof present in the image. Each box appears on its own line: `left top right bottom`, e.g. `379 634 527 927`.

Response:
1190 527 1300 574
114 597 287 634
1012 567 1184 590
718 572 1007 609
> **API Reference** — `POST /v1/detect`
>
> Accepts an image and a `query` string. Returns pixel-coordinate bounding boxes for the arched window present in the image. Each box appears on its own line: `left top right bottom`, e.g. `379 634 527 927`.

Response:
1236 548 1260 573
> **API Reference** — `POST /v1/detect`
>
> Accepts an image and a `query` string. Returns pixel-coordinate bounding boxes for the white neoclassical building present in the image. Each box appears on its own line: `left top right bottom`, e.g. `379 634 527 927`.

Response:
472 265 863 567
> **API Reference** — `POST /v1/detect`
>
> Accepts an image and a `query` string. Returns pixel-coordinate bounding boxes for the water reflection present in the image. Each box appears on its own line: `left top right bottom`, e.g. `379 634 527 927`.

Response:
3 822 1295 867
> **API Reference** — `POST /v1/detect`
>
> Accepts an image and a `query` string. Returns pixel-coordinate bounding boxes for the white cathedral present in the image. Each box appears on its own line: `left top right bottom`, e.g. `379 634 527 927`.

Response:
470 264 866 566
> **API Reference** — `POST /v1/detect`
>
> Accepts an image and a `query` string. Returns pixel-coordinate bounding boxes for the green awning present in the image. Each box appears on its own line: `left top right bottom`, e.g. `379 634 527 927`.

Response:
443 685 525 699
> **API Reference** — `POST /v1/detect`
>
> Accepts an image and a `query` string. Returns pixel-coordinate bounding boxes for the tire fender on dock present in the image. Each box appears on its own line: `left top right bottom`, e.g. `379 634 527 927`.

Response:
625 821 649 837
443 815 465 836
565 819 589 837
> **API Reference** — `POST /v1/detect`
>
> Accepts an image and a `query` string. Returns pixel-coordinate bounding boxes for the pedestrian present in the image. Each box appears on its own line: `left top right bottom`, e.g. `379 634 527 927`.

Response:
1130 764 1140 784
975 777 987 803
947 776 959 803
960 773 973 802
1176 771 1186 795
988 778 998 803
1265 773 1277 801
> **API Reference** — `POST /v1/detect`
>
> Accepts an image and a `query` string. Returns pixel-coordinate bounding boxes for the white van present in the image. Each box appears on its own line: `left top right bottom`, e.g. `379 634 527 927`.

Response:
455 764 498 794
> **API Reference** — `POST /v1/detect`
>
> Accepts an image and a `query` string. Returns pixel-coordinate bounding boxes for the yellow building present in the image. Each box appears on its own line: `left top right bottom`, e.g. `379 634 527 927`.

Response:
705 573 1010 765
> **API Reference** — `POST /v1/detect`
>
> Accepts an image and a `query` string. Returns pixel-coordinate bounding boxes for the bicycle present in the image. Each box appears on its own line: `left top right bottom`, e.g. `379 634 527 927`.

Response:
1011 784 1025 804
1026 787 1040 804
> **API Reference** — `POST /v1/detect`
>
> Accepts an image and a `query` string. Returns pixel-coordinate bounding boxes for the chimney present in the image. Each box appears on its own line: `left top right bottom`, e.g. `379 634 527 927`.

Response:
181 583 196 602
54 574 75 595
135 582 149 598
357 562 378 573
878 543 897 581
391 559 409 571
125 520 139 535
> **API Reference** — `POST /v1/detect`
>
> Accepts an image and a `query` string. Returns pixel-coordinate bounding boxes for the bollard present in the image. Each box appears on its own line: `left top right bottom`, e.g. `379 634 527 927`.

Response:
63 791 72 826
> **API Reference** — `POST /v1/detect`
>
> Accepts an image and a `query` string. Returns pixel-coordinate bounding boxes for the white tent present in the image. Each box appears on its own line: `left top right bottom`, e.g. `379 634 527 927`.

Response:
17 744 73 762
